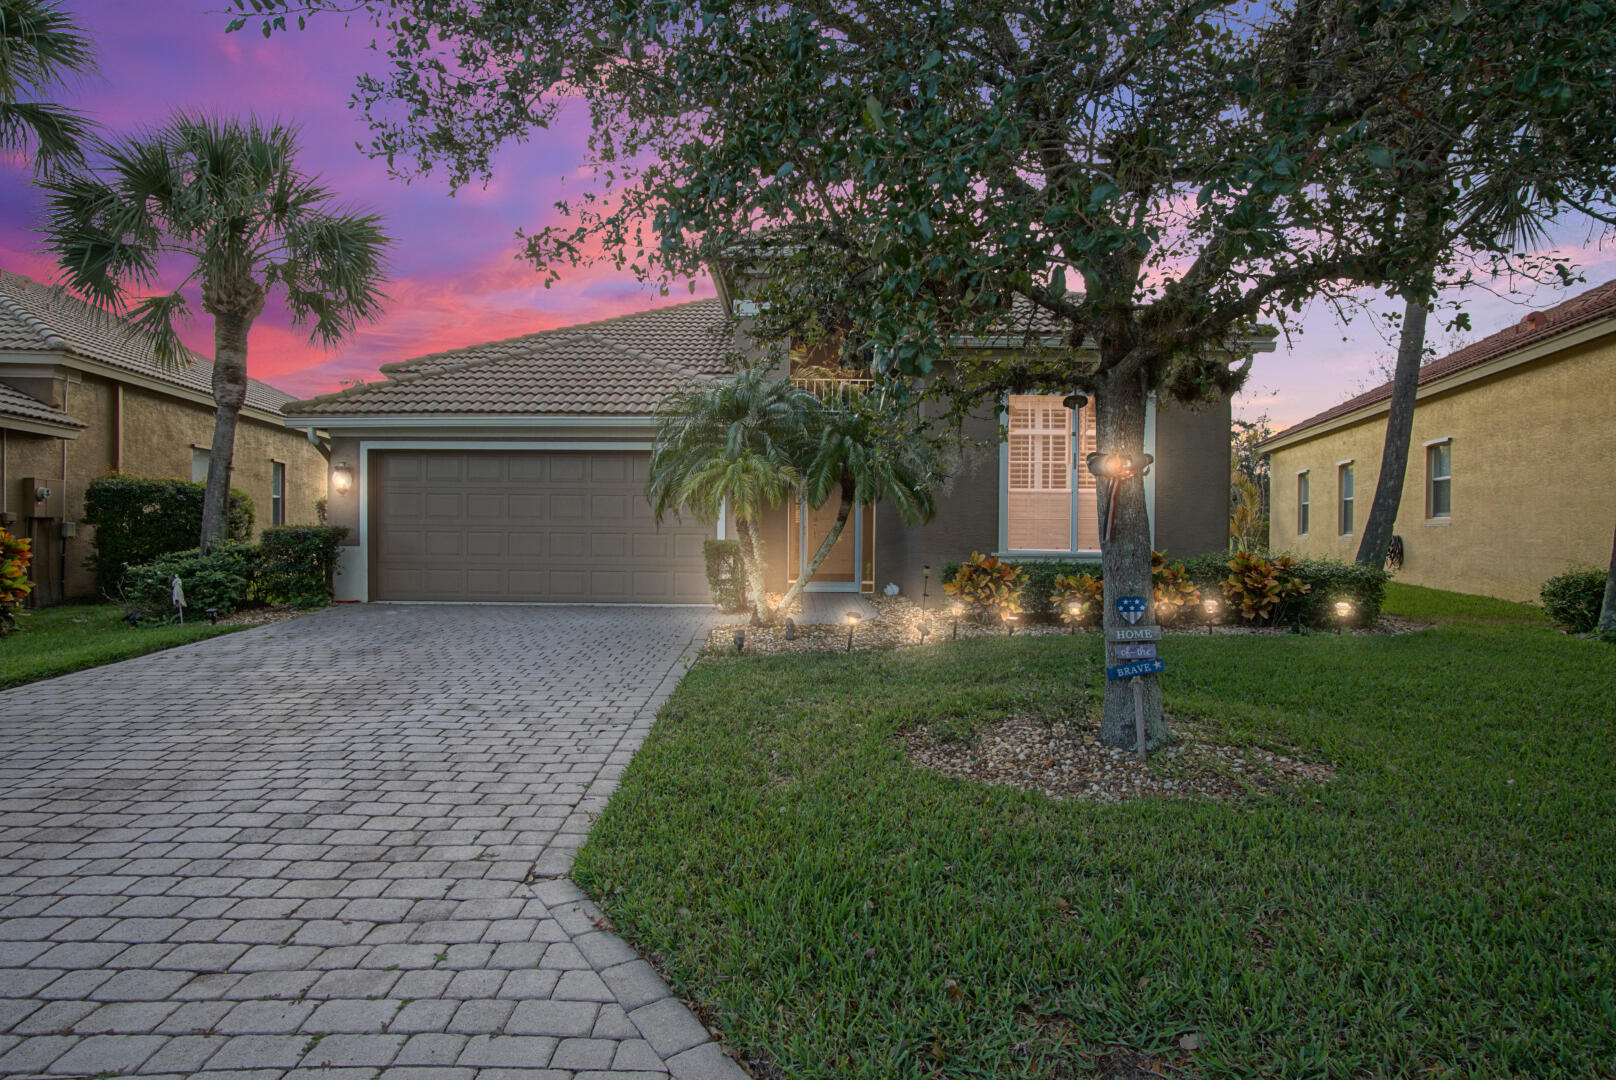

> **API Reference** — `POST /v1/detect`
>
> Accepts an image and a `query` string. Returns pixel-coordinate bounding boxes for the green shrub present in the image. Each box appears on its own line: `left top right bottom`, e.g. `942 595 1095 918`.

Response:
1283 558 1390 627
0 529 33 636
256 526 349 608
124 545 254 619
942 558 1102 620
1051 571 1103 625
703 539 748 612
83 476 254 593
1540 568 1605 634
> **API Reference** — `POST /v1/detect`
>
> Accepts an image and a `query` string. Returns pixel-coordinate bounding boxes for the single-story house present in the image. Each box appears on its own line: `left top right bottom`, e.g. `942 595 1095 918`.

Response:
285 284 1238 607
0 269 328 604
1262 278 1616 601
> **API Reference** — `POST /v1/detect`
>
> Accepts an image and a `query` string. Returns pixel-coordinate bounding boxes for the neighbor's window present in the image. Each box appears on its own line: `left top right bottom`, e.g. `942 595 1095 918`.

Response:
191 448 210 484
271 461 286 526
1006 394 1099 551
1297 471 1310 536
1427 440 1452 519
1338 462 1355 535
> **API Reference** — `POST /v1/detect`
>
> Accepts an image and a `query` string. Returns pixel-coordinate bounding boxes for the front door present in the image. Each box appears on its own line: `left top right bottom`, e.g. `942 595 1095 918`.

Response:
789 498 863 592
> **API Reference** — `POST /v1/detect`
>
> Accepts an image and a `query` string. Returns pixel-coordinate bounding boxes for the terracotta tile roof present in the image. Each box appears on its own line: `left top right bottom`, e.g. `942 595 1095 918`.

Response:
0 380 84 430
1265 279 1616 447
287 298 738 417
0 270 298 414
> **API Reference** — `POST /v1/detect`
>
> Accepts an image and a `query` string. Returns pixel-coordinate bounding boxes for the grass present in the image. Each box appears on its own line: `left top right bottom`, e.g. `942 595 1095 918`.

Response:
575 590 1616 1079
1383 581 1547 624
0 603 243 689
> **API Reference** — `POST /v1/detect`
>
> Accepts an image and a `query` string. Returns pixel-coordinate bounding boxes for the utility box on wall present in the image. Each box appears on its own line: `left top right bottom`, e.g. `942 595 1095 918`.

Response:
18 477 65 520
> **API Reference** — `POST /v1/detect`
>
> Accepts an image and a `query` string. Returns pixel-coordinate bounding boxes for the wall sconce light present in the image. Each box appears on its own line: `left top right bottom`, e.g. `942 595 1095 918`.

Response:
331 462 354 495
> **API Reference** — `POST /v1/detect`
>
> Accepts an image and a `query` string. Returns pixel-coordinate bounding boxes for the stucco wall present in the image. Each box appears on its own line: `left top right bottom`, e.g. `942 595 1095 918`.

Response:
1267 333 1616 601
0 370 326 602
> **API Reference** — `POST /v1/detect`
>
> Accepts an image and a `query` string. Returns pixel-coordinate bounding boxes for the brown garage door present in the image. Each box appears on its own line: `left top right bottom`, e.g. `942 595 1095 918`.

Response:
371 451 711 603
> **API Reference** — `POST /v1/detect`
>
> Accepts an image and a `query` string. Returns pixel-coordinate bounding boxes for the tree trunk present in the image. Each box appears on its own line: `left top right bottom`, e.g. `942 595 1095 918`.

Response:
199 308 255 552
775 476 855 618
1095 371 1167 751
1599 518 1616 636
735 516 774 626
1356 296 1429 567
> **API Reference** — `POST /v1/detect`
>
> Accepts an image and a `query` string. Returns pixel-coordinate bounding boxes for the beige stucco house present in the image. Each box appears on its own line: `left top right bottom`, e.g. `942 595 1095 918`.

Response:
0 270 328 604
284 284 1238 607
1262 279 1616 601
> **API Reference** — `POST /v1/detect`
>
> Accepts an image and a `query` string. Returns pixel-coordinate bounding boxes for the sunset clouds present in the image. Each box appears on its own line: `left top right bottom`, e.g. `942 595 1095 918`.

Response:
1 1 1610 426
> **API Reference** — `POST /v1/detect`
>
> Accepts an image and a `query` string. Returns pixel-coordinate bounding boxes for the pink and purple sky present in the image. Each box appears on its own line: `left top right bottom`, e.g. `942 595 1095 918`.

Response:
4 0 1613 428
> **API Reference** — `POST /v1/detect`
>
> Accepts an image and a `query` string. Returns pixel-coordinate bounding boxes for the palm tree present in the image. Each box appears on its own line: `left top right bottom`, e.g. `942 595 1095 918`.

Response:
0 0 97 173
42 114 390 549
648 369 810 625
775 392 937 616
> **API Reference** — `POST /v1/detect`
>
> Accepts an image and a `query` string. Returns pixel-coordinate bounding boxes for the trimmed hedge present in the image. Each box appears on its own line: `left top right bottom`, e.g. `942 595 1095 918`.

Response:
1540 568 1605 634
256 526 349 608
944 551 1387 628
123 526 350 620
125 544 254 618
83 475 254 593
704 539 748 612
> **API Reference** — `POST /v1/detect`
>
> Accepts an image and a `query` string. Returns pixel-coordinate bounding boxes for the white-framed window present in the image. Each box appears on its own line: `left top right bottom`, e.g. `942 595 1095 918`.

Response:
270 460 286 526
191 447 210 484
1005 394 1099 551
1297 471 1310 536
1338 461 1355 536
1427 440 1452 519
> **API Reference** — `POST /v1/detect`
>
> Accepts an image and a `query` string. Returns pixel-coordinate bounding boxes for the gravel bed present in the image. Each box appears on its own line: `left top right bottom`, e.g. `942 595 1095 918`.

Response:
900 713 1335 804
709 595 1426 655
217 605 310 628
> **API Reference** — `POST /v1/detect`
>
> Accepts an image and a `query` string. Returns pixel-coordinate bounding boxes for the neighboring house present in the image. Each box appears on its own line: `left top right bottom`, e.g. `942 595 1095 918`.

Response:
286 283 1238 606
0 270 327 604
1262 279 1616 601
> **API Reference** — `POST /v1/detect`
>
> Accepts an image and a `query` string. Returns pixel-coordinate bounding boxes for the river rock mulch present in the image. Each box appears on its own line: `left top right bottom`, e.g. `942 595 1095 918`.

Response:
900 713 1335 803
709 595 1426 655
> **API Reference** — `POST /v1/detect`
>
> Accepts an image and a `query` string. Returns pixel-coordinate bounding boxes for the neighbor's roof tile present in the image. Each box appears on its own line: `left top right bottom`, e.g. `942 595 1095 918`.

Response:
0 270 297 414
0 380 85 430
1264 278 1616 446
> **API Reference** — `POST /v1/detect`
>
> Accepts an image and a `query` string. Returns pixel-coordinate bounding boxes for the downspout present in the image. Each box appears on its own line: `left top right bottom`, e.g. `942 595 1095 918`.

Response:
60 375 70 603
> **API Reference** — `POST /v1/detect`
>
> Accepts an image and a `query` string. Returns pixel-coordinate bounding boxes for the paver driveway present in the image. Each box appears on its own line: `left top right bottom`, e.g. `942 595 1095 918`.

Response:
0 604 742 1080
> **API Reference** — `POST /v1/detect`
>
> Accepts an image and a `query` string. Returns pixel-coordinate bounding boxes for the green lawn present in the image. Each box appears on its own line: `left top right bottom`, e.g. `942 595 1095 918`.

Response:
1383 581 1547 624
0 603 243 690
575 590 1616 1079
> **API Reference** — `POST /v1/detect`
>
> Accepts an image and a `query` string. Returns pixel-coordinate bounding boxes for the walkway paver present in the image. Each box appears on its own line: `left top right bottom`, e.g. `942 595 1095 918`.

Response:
0 604 746 1079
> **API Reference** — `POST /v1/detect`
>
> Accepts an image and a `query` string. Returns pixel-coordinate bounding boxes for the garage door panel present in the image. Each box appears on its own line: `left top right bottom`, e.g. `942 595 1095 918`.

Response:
373 451 710 603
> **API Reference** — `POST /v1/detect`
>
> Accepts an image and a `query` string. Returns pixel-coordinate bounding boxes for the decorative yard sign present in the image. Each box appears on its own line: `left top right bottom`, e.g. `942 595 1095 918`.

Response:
1115 596 1148 624
1106 657 1165 681
1113 642 1158 660
1109 624 1163 642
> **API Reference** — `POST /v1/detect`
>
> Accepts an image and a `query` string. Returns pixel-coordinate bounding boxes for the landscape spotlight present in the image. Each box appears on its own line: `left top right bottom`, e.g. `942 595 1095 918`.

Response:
845 610 863 651
1067 600 1084 633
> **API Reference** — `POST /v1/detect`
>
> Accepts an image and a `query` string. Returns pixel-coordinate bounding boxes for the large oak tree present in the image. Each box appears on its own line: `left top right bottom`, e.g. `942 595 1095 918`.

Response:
250 0 1616 738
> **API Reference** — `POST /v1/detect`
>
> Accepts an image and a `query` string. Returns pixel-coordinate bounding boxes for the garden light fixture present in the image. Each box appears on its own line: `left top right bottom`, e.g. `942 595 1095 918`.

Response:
784 617 796 641
1003 612 1019 637
950 602 964 640
331 462 354 495
205 608 219 625
921 564 931 610
1085 451 1154 543
1067 600 1084 633
845 610 862 651
734 629 746 652
1334 599 1353 634
1202 597 1220 634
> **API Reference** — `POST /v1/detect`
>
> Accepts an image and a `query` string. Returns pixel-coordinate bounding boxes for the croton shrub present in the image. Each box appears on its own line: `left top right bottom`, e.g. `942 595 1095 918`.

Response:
943 552 1026 623
0 529 33 635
